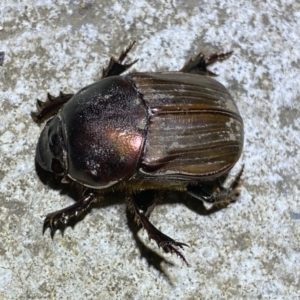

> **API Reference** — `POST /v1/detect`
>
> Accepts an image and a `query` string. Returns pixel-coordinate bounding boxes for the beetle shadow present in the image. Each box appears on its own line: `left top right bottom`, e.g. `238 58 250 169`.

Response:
35 163 231 280
156 190 232 216
35 162 79 201
126 211 177 282
35 162 102 233
35 164 172 272
91 194 177 282
122 191 231 280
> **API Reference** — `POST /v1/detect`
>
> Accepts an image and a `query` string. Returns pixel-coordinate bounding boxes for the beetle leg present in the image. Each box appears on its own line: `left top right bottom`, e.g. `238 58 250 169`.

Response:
187 166 244 206
214 165 244 206
43 189 95 237
31 91 74 124
128 191 189 265
102 41 138 78
180 50 233 76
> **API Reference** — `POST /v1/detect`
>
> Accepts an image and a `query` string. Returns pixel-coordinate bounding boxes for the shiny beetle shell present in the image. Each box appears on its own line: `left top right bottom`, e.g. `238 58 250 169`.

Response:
129 72 243 180
33 43 244 264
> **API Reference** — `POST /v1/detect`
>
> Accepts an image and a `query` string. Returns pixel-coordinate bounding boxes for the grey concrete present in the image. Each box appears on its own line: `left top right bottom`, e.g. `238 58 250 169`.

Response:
0 1 299 299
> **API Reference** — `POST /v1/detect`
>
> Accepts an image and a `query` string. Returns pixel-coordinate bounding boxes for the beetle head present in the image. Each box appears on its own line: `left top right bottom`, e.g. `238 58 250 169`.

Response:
36 116 67 176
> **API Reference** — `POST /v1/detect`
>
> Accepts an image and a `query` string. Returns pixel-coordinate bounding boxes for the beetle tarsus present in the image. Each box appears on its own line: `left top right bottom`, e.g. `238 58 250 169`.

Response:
205 51 233 66
102 41 138 78
117 41 136 63
213 165 244 207
225 164 244 193
31 91 74 123
187 165 244 206
43 191 95 237
139 213 189 265
180 50 233 76
129 191 189 264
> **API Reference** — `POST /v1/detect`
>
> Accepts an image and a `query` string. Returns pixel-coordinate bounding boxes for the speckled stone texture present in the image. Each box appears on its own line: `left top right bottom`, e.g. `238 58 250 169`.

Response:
0 1 299 299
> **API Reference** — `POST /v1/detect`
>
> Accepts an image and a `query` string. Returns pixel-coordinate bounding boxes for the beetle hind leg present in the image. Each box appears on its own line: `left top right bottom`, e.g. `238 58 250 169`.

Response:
43 190 95 237
180 50 233 76
187 166 244 207
102 41 138 78
128 190 189 264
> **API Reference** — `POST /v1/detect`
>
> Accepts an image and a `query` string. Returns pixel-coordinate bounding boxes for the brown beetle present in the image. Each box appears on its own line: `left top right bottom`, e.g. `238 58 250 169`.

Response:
32 42 243 263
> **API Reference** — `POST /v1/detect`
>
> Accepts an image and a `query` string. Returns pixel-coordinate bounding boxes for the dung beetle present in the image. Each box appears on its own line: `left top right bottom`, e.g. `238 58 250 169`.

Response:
32 42 243 264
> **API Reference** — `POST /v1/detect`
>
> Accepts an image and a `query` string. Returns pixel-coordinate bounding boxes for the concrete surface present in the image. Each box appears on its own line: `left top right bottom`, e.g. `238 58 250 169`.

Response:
0 0 299 299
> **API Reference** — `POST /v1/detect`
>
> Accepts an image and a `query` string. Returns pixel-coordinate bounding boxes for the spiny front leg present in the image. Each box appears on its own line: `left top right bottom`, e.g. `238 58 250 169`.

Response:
31 91 73 123
102 41 138 78
128 190 189 265
43 189 95 237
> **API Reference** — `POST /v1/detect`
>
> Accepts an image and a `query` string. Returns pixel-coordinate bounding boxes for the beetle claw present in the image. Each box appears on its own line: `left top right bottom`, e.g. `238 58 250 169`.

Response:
129 191 190 264
36 99 44 109
154 236 190 265
117 41 136 63
47 92 55 102
43 217 50 235
180 50 233 76
160 243 189 266
43 213 71 237
43 212 63 237
43 192 95 237
102 42 137 78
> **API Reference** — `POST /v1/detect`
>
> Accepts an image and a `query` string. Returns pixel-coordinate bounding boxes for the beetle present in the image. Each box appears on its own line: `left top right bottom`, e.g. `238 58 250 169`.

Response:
32 42 243 264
